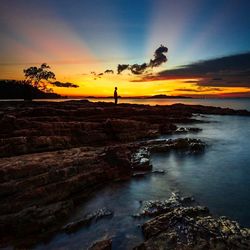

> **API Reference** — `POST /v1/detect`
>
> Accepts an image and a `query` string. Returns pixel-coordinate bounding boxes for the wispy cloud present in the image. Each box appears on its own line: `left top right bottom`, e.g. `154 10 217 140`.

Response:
51 81 79 88
175 87 222 93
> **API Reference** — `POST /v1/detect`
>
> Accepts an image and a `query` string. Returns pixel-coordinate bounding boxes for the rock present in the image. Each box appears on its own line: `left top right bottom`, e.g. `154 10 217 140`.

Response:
133 193 196 218
2 101 245 158
0 200 74 237
159 123 177 134
135 206 250 249
131 147 152 171
0 145 131 242
147 138 206 154
62 208 113 233
0 100 248 247
151 169 165 174
132 172 149 178
0 137 206 245
175 127 202 133
88 238 112 250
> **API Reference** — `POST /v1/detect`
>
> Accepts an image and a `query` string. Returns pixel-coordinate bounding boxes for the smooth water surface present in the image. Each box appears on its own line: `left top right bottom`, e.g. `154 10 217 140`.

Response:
35 114 250 250
88 98 250 111
1 98 250 111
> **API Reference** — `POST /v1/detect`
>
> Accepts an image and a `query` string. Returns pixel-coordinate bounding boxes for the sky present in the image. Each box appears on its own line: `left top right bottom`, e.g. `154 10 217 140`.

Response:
0 0 250 97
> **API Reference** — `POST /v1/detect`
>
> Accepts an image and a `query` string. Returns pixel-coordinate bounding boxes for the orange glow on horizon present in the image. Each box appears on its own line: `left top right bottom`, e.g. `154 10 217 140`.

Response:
52 75 250 98
1 62 249 98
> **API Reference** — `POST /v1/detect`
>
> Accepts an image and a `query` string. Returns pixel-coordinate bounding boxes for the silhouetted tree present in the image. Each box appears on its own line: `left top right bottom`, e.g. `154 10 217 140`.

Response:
23 63 55 100
23 63 55 91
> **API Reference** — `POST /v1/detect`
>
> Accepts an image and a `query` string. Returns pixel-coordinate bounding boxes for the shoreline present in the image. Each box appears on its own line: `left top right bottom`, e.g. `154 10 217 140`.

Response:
0 100 250 248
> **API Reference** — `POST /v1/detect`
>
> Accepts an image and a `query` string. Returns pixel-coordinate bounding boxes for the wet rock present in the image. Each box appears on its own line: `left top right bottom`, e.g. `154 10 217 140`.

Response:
0 101 248 247
131 147 152 171
1 101 236 158
175 127 202 133
159 123 177 134
102 147 133 180
0 200 74 237
147 138 206 154
132 172 149 178
0 145 131 242
133 193 196 218
135 206 250 250
151 169 165 174
88 238 112 250
62 208 113 233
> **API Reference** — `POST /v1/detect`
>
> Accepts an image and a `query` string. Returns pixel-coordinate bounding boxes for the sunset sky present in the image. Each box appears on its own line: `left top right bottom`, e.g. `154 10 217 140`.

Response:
0 0 250 97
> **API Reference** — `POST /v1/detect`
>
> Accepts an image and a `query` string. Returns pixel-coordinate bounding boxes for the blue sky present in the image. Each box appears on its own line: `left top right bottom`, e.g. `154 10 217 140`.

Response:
1 0 250 66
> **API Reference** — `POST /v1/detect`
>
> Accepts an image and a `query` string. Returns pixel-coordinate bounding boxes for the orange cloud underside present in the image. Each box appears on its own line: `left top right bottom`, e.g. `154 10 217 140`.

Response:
53 76 250 97
1 62 249 97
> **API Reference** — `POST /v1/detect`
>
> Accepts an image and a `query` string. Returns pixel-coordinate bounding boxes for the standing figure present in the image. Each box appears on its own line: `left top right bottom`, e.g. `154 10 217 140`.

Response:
114 87 118 104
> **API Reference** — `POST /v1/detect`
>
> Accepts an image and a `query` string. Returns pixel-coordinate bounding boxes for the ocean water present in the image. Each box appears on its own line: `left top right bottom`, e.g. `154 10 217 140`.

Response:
1 98 250 111
88 98 250 111
35 113 250 250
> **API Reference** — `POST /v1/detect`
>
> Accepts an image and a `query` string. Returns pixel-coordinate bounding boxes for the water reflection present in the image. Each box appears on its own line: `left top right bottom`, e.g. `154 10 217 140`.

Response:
2 98 249 111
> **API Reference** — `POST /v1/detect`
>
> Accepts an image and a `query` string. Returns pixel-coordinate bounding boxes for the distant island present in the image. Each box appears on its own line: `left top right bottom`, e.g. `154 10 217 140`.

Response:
83 95 192 99
146 94 192 99
0 80 192 100
0 80 61 99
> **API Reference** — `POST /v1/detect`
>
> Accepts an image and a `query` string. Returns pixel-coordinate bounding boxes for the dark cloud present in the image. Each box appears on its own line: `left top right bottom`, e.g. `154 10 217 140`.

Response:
90 69 114 79
183 80 199 83
51 81 79 88
132 52 250 88
89 45 168 77
149 45 168 67
117 45 168 75
196 75 250 88
90 71 103 79
130 63 148 75
104 69 114 74
118 64 130 74
175 87 222 92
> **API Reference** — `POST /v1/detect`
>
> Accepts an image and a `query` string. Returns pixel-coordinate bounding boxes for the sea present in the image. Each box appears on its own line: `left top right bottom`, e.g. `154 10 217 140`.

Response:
88 98 250 111
1 97 250 111
2 98 250 249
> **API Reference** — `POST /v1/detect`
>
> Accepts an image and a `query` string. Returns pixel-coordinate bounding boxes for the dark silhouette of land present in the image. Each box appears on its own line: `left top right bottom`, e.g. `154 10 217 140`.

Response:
147 94 191 99
0 80 61 99
83 94 191 99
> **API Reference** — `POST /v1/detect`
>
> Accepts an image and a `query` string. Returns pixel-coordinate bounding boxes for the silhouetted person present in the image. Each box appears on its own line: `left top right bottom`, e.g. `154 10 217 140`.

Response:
114 87 118 104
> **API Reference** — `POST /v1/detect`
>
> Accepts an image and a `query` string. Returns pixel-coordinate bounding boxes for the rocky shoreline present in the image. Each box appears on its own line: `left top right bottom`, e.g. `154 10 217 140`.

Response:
134 193 250 249
0 100 249 249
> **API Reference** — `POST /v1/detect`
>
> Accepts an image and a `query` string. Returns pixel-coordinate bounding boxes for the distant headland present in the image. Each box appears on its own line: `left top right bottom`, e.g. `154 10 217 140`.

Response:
0 81 191 100
146 94 191 99
0 80 61 99
83 94 192 99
